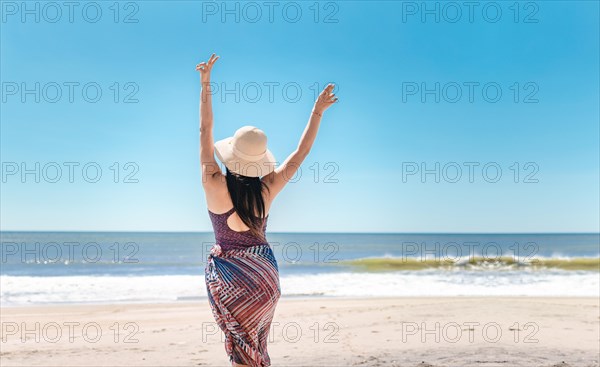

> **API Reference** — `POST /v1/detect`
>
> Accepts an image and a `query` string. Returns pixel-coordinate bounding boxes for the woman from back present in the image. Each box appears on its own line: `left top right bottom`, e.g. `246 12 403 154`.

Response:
196 53 338 367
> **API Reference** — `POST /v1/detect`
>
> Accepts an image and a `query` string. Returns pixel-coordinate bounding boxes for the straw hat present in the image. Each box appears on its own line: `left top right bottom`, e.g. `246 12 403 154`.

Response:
214 126 277 178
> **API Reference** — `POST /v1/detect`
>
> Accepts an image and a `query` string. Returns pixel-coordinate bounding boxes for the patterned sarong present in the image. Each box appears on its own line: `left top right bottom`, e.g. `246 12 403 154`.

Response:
205 244 281 366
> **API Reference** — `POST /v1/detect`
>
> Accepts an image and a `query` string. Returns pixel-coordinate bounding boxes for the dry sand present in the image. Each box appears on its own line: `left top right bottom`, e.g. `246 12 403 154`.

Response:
1 297 599 367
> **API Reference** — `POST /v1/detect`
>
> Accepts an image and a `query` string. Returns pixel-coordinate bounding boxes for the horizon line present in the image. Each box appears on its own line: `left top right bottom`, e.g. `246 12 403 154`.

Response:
0 230 599 235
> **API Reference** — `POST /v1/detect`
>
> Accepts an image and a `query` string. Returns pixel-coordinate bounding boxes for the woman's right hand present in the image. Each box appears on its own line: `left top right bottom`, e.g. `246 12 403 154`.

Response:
313 84 338 114
196 53 219 83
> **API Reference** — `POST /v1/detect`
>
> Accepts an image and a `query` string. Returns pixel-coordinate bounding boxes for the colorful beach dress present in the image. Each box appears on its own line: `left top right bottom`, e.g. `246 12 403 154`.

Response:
205 207 281 367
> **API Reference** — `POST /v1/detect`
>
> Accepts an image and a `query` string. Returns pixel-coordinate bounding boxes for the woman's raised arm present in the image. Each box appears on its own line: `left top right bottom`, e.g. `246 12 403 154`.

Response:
262 84 338 197
196 54 220 185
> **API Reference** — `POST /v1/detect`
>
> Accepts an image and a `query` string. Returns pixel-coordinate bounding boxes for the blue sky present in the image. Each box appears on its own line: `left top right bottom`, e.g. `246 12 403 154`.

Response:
1 1 598 232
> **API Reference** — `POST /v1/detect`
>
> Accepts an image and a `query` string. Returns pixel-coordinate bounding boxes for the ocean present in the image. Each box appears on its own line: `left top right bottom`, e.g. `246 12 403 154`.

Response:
1 232 598 306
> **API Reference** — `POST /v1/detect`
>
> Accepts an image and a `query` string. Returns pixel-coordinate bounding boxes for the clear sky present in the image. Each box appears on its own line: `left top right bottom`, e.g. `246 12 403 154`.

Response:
1 1 599 233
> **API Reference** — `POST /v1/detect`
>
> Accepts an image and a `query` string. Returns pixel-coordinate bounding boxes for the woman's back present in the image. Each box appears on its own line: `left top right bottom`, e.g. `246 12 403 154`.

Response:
208 206 269 251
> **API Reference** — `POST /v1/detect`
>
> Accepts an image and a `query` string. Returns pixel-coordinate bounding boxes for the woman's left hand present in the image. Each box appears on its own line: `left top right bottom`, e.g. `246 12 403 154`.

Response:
196 53 219 82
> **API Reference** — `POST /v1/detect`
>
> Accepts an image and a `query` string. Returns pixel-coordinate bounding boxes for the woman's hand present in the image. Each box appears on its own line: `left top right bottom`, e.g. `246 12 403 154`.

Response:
196 53 219 83
313 84 338 115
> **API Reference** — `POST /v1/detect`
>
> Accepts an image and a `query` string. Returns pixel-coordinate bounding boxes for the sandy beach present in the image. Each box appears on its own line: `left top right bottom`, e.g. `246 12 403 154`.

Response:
1 297 598 367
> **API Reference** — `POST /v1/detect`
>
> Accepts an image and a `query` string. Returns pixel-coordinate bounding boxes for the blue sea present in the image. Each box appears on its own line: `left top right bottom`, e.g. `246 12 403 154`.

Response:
1 232 598 306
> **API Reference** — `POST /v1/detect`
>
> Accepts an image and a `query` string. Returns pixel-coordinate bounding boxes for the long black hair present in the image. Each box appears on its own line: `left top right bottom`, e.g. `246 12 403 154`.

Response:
225 167 270 242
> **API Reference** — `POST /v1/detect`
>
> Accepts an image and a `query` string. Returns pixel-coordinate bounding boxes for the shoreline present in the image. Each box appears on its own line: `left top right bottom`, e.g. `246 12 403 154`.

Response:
2 294 600 308
2 297 599 366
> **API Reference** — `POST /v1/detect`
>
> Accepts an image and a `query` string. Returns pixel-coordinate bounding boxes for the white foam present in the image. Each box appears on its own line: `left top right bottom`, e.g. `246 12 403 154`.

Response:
0 275 201 306
2 269 598 306
280 270 600 297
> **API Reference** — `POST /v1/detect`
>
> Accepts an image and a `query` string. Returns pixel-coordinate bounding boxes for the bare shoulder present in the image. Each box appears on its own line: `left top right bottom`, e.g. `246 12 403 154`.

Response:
203 172 230 212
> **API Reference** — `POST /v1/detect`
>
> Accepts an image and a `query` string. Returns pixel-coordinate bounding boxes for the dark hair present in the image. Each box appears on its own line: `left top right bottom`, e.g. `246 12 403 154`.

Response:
225 167 270 242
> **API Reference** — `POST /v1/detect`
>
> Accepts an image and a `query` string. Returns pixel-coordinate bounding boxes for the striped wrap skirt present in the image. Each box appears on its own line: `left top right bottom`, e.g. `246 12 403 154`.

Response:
205 244 281 367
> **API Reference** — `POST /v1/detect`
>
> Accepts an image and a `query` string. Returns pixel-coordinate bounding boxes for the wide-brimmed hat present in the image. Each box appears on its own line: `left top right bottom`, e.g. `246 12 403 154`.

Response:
214 126 277 178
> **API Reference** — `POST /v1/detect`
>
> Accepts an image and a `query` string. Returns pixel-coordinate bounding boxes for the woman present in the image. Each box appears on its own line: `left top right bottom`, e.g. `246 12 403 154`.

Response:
196 53 337 367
